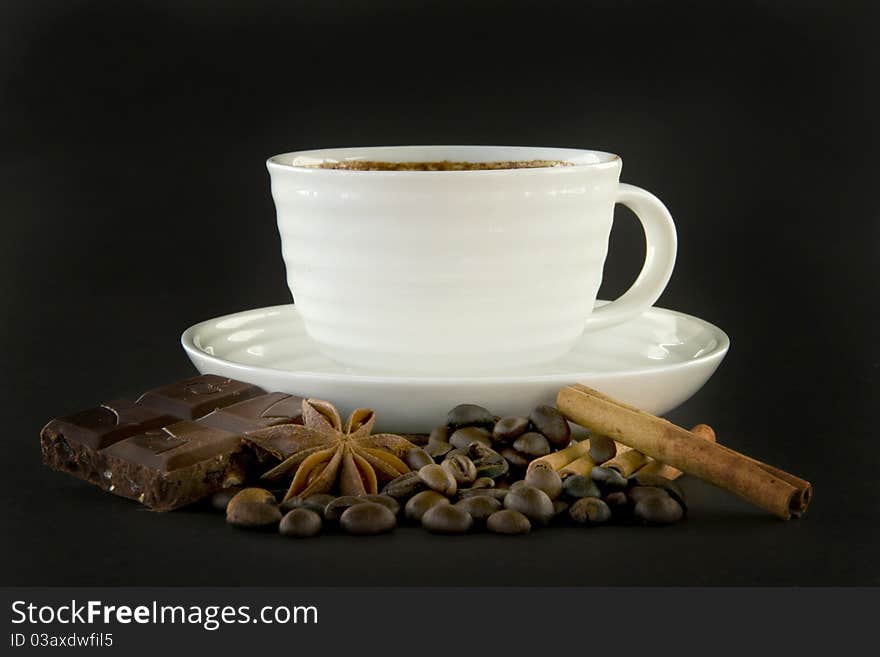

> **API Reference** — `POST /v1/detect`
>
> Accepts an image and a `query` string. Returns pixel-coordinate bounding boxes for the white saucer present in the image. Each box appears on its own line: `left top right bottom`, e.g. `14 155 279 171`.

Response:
181 304 729 432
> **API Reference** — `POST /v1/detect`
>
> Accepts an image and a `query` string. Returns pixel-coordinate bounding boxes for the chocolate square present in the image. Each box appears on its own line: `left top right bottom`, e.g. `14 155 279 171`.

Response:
40 399 180 488
136 374 263 419
198 392 304 434
41 399 177 450
103 420 242 471
98 421 247 510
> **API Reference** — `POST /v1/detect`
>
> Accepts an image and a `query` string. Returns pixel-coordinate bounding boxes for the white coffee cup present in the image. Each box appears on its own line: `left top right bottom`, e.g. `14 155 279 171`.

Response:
267 146 676 374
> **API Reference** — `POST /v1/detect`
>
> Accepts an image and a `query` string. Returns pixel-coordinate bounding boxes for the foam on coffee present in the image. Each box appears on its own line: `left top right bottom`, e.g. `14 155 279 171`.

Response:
309 159 574 171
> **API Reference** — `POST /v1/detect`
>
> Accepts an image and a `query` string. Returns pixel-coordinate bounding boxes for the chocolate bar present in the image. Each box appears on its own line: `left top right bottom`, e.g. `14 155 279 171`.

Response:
40 375 303 511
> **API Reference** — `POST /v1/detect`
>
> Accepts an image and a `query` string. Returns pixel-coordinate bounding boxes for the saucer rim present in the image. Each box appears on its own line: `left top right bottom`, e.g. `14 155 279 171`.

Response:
180 303 730 385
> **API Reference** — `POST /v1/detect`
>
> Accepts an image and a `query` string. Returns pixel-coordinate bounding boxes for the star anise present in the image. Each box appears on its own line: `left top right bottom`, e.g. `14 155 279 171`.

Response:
245 399 414 500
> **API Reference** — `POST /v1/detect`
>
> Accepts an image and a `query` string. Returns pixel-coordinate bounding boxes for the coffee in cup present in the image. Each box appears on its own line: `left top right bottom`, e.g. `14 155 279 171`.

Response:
307 159 573 171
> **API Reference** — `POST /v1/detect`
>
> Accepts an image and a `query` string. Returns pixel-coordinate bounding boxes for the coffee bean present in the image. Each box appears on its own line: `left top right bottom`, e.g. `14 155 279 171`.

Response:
524 463 563 499
281 493 335 516
421 503 473 534
630 473 687 510
493 416 530 443
340 502 397 535
303 494 336 515
487 509 531 535
279 496 303 513
500 447 531 469
472 477 496 489
562 474 601 499
468 441 499 461
211 487 243 512
360 494 400 516
382 471 427 499
455 495 502 522
469 443 510 480
588 435 617 463
634 495 684 525
405 490 451 521
405 447 435 470
604 491 630 515
476 460 509 479
450 427 493 450
590 466 628 491
425 440 454 459
324 495 367 522
226 500 282 529
279 508 322 538
552 499 570 519
569 497 611 525
419 464 458 496
446 404 495 429
628 486 668 505
503 484 554 526
429 425 450 443
512 432 551 457
426 426 453 459
442 454 478 485
457 488 508 502
529 405 571 448
228 487 276 507
226 488 279 527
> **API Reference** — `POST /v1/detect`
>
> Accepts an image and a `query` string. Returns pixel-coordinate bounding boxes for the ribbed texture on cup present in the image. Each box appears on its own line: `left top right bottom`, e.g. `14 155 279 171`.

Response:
270 166 620 373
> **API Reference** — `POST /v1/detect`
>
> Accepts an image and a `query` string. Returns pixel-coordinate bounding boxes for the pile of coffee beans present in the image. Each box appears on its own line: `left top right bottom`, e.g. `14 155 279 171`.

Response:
219 487 404 537
215 402 687 538
425 403 571 474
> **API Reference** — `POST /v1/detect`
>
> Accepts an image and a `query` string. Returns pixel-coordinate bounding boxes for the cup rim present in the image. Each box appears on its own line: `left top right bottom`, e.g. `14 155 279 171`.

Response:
266 145 621 174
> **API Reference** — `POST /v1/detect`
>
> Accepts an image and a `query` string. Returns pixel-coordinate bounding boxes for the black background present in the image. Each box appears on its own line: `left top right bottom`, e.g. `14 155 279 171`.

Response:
1 0 878 585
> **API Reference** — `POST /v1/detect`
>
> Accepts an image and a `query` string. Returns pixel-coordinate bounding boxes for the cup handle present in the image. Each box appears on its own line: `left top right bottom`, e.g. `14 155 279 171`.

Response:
583 183 678 332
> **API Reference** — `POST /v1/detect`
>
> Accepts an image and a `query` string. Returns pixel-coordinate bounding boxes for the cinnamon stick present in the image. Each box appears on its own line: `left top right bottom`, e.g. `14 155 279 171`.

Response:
699 426 812 513
558 456 594 478
528 439 591 472
634 457 680 480
631 423 812 514
556 384 811 519
565 387 811 516
602 448 649 477
634 424 717 479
